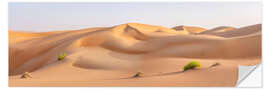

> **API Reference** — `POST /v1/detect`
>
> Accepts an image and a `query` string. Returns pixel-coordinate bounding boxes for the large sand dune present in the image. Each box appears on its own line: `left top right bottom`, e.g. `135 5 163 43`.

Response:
9 23 261 86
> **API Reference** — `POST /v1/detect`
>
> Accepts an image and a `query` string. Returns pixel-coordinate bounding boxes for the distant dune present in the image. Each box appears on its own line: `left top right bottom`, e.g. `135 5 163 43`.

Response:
200 24 261 37
172 25 207 34
199 26 236 35
9 23 261 86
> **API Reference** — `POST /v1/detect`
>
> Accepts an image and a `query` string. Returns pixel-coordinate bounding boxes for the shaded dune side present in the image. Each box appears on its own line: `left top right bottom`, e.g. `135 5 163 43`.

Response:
99 24 153 54
126 23 189 35
72 24 153 54
123 25 150 40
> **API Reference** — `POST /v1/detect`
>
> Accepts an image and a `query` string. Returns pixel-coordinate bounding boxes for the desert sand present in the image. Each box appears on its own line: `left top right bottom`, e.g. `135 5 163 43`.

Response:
9 23 261 87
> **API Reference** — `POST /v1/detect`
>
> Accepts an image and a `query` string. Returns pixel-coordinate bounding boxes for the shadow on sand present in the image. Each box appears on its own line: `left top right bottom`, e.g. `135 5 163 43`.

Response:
107 63 220 80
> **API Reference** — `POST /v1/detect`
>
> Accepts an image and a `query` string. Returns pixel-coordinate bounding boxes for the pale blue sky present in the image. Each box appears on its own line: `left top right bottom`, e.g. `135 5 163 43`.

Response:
9 2 261 32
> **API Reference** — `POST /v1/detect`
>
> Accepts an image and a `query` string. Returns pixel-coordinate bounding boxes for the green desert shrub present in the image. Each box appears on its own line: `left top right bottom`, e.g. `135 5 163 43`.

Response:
184 61 201 71
58 53 67 61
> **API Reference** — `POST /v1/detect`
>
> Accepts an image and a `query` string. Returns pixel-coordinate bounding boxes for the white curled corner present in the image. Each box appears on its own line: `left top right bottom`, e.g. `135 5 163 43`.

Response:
236 64 262 87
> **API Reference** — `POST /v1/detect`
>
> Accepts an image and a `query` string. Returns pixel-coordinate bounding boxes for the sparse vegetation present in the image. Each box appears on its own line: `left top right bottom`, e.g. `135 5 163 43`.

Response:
20 72 31 79
133 71 143 77
58 53 67 61
211 62 220 67
184 61 201 71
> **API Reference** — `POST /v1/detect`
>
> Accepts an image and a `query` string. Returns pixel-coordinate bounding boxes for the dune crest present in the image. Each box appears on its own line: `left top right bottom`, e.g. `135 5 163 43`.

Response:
199 26 236 35
172 25 207 34
200 24 261 37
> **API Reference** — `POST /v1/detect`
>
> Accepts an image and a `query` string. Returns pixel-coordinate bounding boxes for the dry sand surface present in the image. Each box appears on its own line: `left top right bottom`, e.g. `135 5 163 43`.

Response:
9 23 261 87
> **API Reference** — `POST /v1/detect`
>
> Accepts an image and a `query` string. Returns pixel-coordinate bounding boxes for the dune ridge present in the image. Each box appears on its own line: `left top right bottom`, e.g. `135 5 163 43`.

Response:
200 24 261 38
9 23 261 86
172 25 207 34
199 26 236 35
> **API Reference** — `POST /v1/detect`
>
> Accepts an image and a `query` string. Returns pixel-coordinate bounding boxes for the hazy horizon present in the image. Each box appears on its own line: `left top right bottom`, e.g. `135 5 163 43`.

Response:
9 2 261 32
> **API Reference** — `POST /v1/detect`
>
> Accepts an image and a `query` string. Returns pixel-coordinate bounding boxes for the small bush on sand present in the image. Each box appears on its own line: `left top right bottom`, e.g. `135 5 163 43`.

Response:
20 72 31 79
133 71 143 77
211 62 220 67
184 61 201 71
58 53 67 61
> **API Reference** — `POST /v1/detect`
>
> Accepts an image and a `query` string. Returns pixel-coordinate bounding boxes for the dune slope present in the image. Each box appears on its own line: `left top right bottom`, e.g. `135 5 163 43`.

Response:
9 23 261 86
200 24 261 38
172 25 207 34
199 26 236 35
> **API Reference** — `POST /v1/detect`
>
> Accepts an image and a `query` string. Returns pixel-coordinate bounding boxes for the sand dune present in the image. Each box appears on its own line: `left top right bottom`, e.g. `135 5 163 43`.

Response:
172 25 207 34
199 26 236 35
9 23 261 86
200 24 261 37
